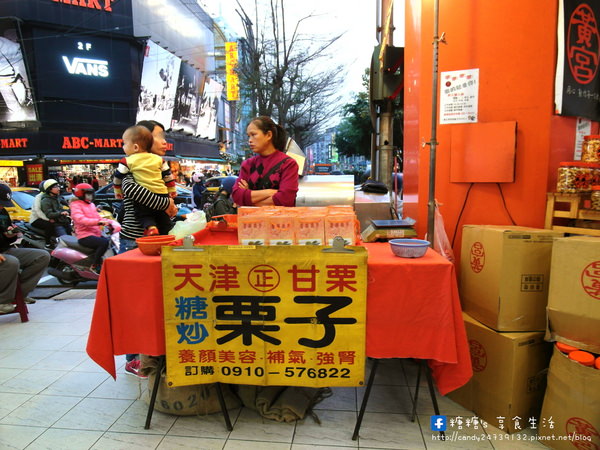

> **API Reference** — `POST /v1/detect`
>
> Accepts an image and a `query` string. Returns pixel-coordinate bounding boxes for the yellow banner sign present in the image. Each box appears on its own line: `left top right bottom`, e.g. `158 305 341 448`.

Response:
225 42 240 101
226 73 240 101
161 245 367 387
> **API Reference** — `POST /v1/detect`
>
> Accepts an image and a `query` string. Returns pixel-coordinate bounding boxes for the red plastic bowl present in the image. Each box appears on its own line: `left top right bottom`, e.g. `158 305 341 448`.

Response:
135 235 176 256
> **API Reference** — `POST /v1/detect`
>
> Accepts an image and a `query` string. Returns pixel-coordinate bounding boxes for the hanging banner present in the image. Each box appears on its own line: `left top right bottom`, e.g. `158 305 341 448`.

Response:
161 245 367 388
439 69 479 124
555 0 600 121
225 42 240 101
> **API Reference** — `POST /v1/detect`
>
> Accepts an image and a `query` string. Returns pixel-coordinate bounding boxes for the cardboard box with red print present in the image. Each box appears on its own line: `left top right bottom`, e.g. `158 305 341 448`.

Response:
448 313 552 433
546 236 600 353
538 347 600 449
460 225 562 332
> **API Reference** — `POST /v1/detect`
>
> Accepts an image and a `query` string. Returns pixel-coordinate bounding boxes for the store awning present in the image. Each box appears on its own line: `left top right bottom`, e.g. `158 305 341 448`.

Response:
0 160 24 166
45 154 122 164
171 138 221 160
176 155 225 163
46 154 121 160
0 154 39 161
45 154 181 164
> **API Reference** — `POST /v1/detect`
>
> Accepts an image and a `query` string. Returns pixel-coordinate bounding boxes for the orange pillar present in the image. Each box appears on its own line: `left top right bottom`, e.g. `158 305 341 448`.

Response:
403 0 599 264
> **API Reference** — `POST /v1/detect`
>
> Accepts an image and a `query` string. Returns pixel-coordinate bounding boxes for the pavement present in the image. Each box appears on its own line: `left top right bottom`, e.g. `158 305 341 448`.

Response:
0 283 547 450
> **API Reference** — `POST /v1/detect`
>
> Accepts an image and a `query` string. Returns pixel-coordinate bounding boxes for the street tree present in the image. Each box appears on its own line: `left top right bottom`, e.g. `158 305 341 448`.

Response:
335 70 404 161
335 71 372 159
236 0 343 149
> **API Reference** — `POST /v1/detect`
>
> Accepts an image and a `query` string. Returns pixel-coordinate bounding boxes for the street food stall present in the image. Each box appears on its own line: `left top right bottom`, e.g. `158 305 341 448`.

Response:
86 227 471 393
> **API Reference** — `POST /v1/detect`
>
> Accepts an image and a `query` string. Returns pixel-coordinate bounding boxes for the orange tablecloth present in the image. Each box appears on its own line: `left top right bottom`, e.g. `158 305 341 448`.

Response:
87 229 472 395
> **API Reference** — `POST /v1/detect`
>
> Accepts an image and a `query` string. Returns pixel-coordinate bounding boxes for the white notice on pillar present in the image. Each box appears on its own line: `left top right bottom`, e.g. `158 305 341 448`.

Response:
439 69 479 125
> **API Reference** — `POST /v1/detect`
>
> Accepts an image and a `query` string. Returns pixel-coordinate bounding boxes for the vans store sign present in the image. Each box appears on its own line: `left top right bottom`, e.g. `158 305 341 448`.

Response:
33 29 132 102
63 56 109 77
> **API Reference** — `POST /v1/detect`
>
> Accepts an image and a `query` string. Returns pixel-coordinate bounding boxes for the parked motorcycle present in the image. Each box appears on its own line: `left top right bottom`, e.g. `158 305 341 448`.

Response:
47 226 119 285
14 221 57 251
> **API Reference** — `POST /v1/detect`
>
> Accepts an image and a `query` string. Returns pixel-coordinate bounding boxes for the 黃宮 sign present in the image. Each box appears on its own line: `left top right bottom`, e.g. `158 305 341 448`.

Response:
161 245 367 387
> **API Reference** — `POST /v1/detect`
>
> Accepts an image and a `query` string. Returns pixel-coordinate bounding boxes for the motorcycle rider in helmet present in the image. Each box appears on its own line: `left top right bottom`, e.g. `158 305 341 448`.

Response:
39 178 72 239
70 183 120 275
29 179 65 247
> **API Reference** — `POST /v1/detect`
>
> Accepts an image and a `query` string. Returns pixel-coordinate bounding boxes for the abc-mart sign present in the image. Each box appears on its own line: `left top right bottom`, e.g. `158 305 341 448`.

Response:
51 0 115 13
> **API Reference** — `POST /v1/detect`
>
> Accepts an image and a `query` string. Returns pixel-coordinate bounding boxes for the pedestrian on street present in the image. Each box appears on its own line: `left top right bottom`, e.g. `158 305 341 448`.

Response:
191 173 206 209
0 184 50 313
117 119 177 378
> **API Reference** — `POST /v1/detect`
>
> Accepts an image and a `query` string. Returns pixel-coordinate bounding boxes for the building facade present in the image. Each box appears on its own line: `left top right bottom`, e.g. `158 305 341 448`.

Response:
0 0 238 187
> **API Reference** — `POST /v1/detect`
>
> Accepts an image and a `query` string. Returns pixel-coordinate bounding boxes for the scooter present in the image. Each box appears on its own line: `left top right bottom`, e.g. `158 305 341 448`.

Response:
15 204 115 253
14 221 57 252
47 226 119 286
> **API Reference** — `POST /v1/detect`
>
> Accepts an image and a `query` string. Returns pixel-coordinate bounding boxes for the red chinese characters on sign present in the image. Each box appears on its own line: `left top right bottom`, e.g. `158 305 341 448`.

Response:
173 265 204 291
568 3 600 84
326 265 358 292
248 265 280 292
288 265 320 291
581 261 600 300
565 417 600 450
470 242 485 273
209 264 240 291
177 349 356 365
469 339 487 372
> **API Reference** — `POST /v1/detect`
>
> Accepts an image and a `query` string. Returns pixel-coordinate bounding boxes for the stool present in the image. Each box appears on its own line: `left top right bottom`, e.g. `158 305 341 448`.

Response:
0 280 29 323
14 280 29 322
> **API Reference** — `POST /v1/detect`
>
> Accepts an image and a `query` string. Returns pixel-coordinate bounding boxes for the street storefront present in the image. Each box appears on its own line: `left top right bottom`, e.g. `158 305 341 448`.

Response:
0 129 222 187
0 159 22 186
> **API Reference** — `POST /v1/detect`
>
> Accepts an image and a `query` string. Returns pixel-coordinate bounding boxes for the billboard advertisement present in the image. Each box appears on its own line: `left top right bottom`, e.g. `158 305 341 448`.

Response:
196 77 223 140
0 19 37 124
170 62 203 135
136 40 182 128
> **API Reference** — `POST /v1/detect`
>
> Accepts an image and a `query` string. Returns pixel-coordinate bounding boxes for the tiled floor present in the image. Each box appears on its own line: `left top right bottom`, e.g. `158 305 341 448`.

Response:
0 290 548 450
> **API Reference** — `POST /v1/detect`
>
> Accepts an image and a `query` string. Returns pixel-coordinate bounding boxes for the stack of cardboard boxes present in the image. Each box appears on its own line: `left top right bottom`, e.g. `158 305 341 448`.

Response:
540 236 600 448
450 225 559 433
451 226 600 445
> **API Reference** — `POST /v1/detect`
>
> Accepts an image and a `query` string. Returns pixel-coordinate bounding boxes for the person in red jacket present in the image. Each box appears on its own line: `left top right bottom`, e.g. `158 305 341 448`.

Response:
232 116 299 207
70 183 121 275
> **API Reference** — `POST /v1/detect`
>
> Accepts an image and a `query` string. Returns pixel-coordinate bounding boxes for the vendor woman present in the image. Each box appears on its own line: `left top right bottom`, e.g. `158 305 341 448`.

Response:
232 116 299 206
